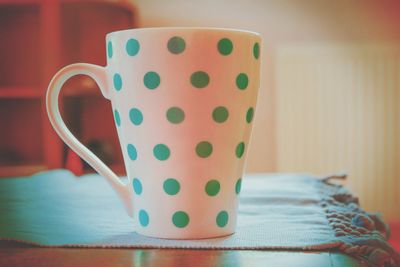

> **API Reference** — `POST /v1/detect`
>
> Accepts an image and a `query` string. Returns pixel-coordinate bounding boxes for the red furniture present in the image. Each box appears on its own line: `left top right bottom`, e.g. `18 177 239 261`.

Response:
0 0 137 177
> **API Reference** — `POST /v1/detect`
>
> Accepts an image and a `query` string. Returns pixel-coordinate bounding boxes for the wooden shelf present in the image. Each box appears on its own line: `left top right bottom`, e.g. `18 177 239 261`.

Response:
110 163 126 175
0 4 41 87
0 1 41 6
62 76 101 97
0 0 136 177
62 0 137 11
0 87 42 98
83 163 126 176
0 164 47 177
0 99 44 166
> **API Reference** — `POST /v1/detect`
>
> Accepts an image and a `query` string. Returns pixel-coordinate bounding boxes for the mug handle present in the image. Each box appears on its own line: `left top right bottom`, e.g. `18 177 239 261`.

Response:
46 63 133 217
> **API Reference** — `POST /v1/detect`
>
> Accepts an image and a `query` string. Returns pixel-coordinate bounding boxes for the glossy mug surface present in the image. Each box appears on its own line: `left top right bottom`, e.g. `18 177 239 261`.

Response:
46 27 261 239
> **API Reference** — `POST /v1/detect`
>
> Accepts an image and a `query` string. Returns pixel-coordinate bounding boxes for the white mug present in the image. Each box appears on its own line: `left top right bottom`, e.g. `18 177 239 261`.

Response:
46 27 261 239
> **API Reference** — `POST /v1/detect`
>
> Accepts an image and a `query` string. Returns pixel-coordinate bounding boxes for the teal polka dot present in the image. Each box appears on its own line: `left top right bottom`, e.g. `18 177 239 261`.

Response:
196 141 213 158
166 107 185 124
139 210 149 227
144 71 160 89
235 178 242 194
153 144 170 161
216 211 229 227
236 73 248 90
163 178 180 195
114 109 121 127
190 71 209 88
132 178 142 195
218 38 233 55
167 36 186 54
205 180 220 196
172 211 189 228
113 73 122 91
246 107 254 123
127 144 137 160
126 38 140 56
253 42 260 59
212 106 229 123
235 142 245 158
107 41 113 59
129 108 143 126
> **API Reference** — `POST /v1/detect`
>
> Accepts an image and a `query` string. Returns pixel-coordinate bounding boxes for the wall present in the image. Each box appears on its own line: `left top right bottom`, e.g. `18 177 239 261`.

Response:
132 0 400 220
276 44 400 220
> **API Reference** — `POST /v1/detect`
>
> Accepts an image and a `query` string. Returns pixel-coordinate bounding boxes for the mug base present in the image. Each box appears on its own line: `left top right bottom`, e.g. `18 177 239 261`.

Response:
136 230 235 240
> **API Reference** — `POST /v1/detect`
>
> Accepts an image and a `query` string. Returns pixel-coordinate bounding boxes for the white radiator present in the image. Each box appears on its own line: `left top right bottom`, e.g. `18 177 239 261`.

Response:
275 44 400 220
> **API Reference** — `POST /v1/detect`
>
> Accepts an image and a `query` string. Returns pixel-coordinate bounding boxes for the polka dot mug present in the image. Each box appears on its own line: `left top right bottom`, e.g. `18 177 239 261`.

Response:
46 27 261 239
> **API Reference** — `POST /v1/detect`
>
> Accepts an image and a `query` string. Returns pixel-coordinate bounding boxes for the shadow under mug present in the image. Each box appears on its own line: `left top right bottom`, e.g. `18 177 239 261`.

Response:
46 27 261 239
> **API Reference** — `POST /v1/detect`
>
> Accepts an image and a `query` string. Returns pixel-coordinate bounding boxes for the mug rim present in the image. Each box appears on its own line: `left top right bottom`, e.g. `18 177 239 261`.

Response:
106 27 261 38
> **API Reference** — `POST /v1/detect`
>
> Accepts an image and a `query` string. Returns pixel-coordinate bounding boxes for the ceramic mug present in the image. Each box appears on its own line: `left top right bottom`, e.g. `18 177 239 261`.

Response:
46 27 261 239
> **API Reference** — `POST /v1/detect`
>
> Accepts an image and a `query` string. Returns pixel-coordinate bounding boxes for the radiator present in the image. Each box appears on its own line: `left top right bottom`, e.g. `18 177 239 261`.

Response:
275 44 400 220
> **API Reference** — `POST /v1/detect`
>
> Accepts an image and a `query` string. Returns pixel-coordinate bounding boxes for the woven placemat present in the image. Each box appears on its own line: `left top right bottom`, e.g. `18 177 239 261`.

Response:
0 170 398 266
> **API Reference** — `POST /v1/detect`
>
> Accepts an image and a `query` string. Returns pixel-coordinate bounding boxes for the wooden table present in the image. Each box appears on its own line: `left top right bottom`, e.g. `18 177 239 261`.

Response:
0 242 366 267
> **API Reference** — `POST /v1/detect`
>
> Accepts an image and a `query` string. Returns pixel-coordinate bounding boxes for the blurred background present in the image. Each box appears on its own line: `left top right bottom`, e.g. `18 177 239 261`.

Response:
0 0 399 224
